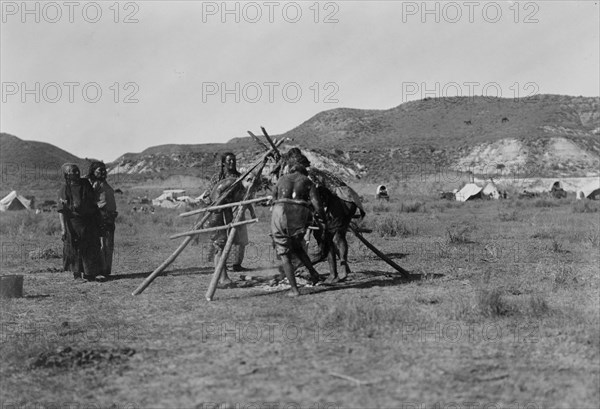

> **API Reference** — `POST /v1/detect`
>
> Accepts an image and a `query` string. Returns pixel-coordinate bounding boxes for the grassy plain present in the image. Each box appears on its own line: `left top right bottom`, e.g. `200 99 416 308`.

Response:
1 183 599 409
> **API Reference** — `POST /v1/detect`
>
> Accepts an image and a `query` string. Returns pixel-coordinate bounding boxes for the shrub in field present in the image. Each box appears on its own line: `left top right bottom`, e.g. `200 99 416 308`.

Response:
0 211 61 236
372 203 390 213
525 294 550 317
150 211 176 227
446 294 475 320
317 299 411 336
477 288 514 317
446 222 475 244
534 198 561 208
531 230 554 239
374 215 418 237
572 200 600 213
41 217 61 236
429 200 462 213
586 229 599 248
115 212 140 236
550 239 568 253
399 201 427 213
552 264 578 287
498 209 521 222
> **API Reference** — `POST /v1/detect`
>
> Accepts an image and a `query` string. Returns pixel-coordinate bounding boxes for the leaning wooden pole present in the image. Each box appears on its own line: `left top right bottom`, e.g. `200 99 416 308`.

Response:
260 127 281 158
349 224 411 279
205 159 267 301
132 140 283 296
247 130 269 151
179 196 271 217
170 218 258 239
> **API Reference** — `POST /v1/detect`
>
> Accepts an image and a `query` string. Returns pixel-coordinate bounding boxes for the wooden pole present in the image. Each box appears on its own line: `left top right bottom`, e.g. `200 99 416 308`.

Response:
205 159 267 301
170 219 258 239
247 130 269 151
132 139 284 296
349 225 411 279
261 127 281 157
179 196 271 217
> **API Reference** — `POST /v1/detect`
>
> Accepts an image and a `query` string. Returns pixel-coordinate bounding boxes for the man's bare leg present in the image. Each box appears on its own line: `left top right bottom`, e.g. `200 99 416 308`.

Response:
294 242 322 285
309 229 329 264
281 254 300 297
325 250 339 283
334 232 352 281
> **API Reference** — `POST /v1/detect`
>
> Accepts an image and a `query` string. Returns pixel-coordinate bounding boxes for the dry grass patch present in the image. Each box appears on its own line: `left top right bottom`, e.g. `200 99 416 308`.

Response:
0 212 61 237
446 222 476 244
399 201 427 213
572 200 600 213
373 215 419 237
498 209 521 222
316 298 419 338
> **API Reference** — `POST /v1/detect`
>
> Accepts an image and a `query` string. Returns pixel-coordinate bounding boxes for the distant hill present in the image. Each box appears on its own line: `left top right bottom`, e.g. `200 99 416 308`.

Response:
0 133 100 189
110 139 261 180
283 94 599 180
3 95 599 190
108 94 599 182
0 132 81 167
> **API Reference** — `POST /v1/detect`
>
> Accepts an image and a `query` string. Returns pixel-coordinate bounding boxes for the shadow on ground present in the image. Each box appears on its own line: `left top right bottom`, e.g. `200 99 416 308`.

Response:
231 270 445 298
107 267 214 281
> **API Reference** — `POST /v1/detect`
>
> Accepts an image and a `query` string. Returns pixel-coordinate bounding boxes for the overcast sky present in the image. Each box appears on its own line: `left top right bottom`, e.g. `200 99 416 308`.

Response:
1 0 598 162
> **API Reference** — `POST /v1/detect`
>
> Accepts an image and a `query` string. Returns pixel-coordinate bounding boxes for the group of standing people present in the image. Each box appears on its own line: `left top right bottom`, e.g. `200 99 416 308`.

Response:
57 148 357 296
58 162 117 282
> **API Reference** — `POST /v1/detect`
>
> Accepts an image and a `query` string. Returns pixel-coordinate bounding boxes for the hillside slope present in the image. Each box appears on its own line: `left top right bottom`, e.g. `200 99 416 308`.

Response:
107 95 599 182
283 95 599 180
0 133 95 189
3 95 598 189
0 133 82 168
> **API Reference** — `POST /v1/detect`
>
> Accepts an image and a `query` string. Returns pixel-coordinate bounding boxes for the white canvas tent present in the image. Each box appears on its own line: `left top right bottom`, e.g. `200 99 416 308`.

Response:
482 183 500 199
0 191 31 211
176 195 200 205
157 200 185 209
455 183 483 202
577 178 600 200
152 189 186 206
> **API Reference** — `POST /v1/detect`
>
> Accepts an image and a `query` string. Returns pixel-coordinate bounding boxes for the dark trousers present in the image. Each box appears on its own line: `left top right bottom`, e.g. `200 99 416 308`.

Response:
100 223 115 275
63 219 102 279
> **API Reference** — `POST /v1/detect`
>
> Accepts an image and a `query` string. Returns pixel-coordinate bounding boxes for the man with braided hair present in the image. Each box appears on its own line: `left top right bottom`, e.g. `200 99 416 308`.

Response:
205 175 246 287
200 152 255 271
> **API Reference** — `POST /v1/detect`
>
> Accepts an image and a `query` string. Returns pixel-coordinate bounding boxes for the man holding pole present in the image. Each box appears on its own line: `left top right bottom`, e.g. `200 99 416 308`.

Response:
201 152 254 271
205 176 245 287
271 164 326 297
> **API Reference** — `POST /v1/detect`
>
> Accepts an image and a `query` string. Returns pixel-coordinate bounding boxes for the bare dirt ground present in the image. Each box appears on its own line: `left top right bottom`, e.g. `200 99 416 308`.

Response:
1 189 599 409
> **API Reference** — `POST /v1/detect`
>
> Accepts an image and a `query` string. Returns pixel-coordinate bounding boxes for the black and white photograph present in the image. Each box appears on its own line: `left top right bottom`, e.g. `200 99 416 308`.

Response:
1 1 599 408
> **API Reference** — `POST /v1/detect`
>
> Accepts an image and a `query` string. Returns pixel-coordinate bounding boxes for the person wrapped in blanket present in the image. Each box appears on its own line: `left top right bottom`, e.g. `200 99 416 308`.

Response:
57 163 105 282
199 152 255 271
270 163 327 297
87 161 118 276
204 176 246 287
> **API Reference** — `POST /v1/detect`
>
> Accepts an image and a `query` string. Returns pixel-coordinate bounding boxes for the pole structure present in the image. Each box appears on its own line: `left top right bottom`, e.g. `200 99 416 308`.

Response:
179 196 271 217
349 224 411 279
205 158 268 301
169 218 258 239
132 139 283 296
